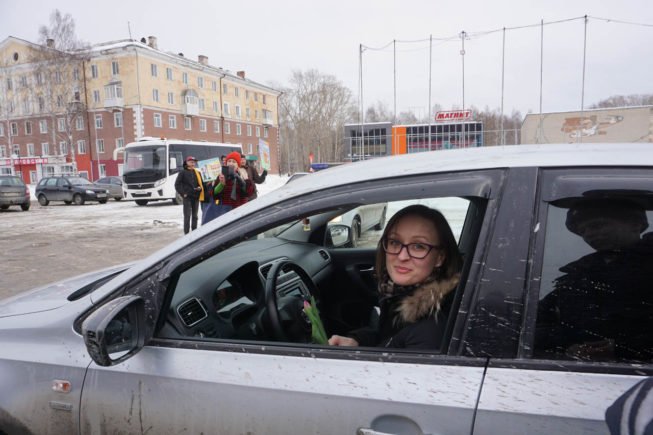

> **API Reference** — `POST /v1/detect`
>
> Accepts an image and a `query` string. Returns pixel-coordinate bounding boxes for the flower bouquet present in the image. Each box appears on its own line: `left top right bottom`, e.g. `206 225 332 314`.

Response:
303 296 328 345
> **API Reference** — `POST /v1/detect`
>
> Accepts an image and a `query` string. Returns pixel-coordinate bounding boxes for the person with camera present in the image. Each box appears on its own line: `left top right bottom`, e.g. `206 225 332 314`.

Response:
174 156 205 234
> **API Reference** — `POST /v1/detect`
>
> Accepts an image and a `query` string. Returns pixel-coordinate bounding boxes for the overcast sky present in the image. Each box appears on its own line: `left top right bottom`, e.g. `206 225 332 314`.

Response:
2 0 652 118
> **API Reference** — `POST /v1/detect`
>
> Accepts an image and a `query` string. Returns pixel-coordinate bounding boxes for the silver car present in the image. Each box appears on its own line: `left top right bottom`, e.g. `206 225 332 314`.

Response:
0 143 651 434
93 176 124 201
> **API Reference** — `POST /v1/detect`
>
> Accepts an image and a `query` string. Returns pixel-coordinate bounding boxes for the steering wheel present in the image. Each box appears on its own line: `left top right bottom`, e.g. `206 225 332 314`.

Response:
264 259 321 342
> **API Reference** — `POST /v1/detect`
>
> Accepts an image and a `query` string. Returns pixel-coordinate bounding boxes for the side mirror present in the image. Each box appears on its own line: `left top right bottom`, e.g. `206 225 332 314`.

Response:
82 295 146 367
169 157 177 170
326 224 351 248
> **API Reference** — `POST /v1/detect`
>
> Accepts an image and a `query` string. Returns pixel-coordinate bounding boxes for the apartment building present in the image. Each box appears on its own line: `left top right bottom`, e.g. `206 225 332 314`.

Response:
0 35 280 182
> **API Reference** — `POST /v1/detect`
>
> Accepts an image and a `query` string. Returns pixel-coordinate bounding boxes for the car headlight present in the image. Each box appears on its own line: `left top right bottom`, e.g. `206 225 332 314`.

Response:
85 189 95 195
154 179 165 187
330 216 343 224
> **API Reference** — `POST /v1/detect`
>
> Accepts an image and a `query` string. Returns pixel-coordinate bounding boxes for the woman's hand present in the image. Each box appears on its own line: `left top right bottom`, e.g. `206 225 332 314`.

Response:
328 335 359 347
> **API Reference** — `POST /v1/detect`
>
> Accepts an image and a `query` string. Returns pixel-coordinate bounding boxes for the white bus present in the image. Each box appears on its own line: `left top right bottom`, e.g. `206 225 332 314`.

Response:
121 138 242 206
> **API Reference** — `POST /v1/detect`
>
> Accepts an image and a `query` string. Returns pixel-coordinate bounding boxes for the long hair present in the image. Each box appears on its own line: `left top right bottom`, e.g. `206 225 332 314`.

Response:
375 204 463 282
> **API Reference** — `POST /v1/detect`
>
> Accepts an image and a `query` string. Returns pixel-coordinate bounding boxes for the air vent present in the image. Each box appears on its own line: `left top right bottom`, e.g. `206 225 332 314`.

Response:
258 257 289 280
177 298 207 327
318 250 330 261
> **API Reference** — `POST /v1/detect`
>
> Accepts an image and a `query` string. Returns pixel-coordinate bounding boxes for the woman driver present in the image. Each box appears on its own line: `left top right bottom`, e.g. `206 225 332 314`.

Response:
328 204 462 349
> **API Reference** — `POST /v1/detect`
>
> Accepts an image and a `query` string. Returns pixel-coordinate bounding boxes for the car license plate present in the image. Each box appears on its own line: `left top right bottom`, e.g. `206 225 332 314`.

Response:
97 193 107 198
133 190 146 195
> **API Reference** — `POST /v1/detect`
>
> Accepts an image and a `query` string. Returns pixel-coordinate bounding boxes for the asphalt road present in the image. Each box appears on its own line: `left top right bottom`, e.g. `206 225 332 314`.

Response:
0 198 184 300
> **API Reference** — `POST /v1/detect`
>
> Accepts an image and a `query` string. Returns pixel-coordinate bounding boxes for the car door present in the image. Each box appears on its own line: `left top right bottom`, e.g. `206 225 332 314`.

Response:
57 177 72 202
474 168 653 435
79 170 505 434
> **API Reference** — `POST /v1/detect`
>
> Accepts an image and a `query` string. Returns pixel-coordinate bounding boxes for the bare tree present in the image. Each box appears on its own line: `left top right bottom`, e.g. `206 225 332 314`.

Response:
589 94 653 109
278 70 354 173
31 9 89 174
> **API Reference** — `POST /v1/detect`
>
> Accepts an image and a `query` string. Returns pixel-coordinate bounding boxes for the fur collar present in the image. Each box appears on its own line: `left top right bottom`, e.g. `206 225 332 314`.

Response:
396 274 460 323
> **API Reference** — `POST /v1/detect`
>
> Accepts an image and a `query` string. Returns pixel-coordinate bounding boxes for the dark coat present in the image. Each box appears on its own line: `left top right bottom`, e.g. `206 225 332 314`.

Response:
175 168 201 199
351 275 460 350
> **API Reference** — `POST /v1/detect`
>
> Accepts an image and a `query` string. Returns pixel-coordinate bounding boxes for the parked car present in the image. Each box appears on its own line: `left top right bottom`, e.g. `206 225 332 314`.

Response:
35 176 109 205
93 176 124 201
0 175 30 211
287 171 387 245
1 143 652 434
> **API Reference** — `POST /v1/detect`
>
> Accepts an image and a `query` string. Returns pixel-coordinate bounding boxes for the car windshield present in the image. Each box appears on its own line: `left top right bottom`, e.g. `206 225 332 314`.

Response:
0 177 23 186
69 177 93 186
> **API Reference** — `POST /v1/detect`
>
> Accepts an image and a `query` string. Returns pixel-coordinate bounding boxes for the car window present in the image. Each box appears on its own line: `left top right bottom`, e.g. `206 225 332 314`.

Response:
69 177 92 185
56 178 68 187
46 178 58 186
97 178 108 184
533 196 653 363
0 177 23 186
159 194 478 355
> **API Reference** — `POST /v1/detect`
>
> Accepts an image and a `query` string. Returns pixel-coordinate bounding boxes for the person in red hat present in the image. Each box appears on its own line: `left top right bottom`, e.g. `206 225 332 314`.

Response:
211 151 253 210
174 155 205 234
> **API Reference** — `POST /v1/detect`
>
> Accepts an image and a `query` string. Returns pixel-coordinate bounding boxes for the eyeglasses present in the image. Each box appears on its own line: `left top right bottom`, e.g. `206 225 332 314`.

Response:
382 238 441 259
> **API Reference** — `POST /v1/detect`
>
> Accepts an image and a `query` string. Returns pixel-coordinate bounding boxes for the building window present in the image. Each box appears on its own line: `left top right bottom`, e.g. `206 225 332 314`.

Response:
246 108 250 119
254 92 258 102
255 110 258 120
198 76 204 88
93 90 100 103
247 143 253 154
182 72 188 85
153 89 159 102
99 164 106 177
199 119 207 132
38 97 45 112
27 143 35 156
116 138 124 148
0 145 5 157
212 81 217 91
59 141 67 156
56 95 64 108
54 71 62 84
166 67 173 80
12 144 20 156
199 99 205 110
73 68 80 80
77 140 86 154
91 64 98 78
169 115 177 129
246 90 249 100
224 122 231 134
112 61 119 75
213 120 220 133
223 103 230 117
75 117 84 131
235 105 241 119
235 87 239 97
168 92 174 105
6 77 12 90
263 95 267 105
95 114 103 129
35 72 43 85
41 142 49 156
20 75 28 87
154 113 162 128
105 83 122 100
247 125 252 136
25 121 32 135
256 126 260 137
222 83 228 95
0 124 3 136
10 122 18 136
264 127 269 138
97 139 105 153
151 64 158 77
57 118 65 132
23 100 31 114
184 117 191 130
236 124 241 136
114 112 122 127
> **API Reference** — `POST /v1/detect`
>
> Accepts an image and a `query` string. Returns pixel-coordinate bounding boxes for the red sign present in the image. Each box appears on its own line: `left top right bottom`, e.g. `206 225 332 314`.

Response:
14 158 49 165
435 110 472 122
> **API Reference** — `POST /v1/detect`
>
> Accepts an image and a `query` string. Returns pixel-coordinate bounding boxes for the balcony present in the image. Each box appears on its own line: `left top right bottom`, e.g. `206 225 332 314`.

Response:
104 82 124 109
183 102 199 116
104 96 124 109
182 89 199 116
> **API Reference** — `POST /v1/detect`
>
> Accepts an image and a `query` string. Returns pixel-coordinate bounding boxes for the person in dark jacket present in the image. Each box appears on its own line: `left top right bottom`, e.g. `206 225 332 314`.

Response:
174 156 205 234
212 151 252 209
328 204 462 350
240 154 267 200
